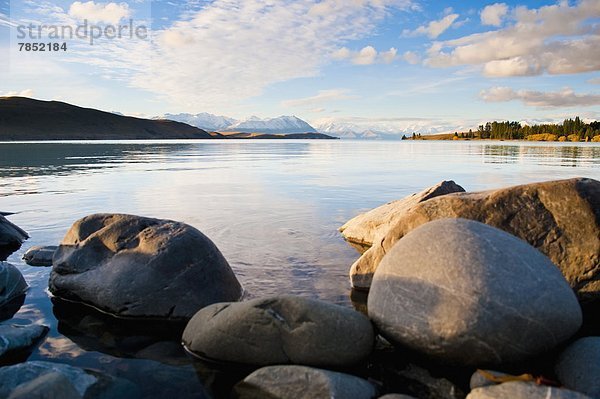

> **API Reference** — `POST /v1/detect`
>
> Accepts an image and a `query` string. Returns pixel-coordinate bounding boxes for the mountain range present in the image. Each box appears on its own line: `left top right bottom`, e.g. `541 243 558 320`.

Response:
163 113 317 134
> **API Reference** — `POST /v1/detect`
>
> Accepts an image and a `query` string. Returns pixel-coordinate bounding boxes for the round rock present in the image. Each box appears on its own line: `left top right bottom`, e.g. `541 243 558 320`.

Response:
49 213 243 321
183 295 375 367
555 337 600 398
233 365 377 399
0 324 49 360
0 262 28 308
368 218 582 366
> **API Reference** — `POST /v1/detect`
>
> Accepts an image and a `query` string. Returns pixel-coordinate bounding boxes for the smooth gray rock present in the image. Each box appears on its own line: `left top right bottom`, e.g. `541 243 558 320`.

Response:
466 381 593 399
233 365 377 399
0 360 140 399
368 218 582 366
0 215 28 260
49 213 243 320
23 245 57 266
555 337 600 398
0 262 28 308
183 295 375 367
7 372 82 399
0 324 49 359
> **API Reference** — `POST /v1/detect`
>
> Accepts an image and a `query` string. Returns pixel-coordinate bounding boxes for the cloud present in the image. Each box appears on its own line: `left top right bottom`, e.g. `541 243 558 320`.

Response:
480 86 600 107
282 89 358 108
0 89 34 97
405 13 459 39
589 77 600 85
480 3 508 26
101 0 415 110
426 0 600 77
333 45 397 65
68 1 131 24
402 50 421 64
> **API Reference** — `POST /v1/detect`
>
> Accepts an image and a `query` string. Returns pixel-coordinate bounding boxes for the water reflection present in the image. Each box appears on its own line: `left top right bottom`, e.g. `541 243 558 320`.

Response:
1 140 599 398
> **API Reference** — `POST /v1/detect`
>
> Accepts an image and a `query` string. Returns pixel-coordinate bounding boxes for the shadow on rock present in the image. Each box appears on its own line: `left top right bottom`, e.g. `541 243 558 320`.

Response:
0 294 25 322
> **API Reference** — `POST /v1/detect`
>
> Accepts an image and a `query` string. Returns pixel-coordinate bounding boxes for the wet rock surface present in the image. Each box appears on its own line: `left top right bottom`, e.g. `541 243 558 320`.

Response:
22 245 57 266
0 262 28 310
466 381 593 399
0 324 49 363
0 214 28 261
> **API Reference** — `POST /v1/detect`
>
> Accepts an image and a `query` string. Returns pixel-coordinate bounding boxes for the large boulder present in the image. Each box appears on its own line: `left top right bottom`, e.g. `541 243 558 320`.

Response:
555 337 600 398
49 214 243 321
348 178 600 298
368 218 582 366
340 180 465 250
23 245 57 266
232 365 377 399
0 360 140 399
0 262 28 309
183 295 374 367
466 381 593 399
0 214 28 261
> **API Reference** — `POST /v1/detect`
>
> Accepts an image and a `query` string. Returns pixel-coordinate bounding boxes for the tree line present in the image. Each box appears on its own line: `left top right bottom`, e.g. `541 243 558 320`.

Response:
402 117 600 141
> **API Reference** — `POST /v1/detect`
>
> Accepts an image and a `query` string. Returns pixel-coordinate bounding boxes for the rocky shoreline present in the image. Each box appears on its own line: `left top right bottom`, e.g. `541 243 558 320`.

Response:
0 177 599 398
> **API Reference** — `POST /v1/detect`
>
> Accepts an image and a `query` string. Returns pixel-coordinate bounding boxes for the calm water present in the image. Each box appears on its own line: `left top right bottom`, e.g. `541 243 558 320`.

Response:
1 140 599 397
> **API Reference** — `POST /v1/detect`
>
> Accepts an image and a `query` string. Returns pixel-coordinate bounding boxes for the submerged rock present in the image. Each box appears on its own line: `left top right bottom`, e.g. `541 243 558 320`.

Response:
555 337 600 398
0 360 140 398
466 381 593 399
368 218 582 366
340 180 465 250
0 324 49 361
233 365 377 399
0 214 28 261
22 245 57 266
347 178 600 299
7 372 81 399
183 295 374 367
49 213 243 321
0 262 28 309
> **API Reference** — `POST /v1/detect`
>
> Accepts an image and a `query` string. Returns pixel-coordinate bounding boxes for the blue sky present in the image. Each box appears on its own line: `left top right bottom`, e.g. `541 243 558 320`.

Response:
1 0 599 134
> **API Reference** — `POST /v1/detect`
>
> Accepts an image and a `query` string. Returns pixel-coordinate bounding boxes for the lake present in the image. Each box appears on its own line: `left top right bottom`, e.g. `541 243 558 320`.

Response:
1 139 599 397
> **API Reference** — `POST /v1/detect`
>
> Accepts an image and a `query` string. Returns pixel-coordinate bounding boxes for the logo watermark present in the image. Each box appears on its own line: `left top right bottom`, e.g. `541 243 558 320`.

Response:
16 19 148 45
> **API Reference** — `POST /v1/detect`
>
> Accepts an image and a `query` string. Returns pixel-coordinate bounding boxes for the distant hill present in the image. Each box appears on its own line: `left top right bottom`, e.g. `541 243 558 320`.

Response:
0 97 212 140
164 112 317 134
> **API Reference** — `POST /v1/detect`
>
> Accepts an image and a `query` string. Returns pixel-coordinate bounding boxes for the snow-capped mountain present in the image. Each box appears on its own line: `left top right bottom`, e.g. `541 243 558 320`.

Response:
163 112 237 131
161 113 316 134
314 119 467 139
224 115 316 133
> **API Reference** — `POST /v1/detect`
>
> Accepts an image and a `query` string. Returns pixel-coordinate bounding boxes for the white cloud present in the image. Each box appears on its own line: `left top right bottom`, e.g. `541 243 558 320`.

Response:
480 86 600 107
402 50 421 65
332 45 398 65
281 89 357 108
68 1 131 24
589 77 600 85
100 0 415 110
0 89 35 97
405 13 459 39
480 3 508 27
426 0 600 77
